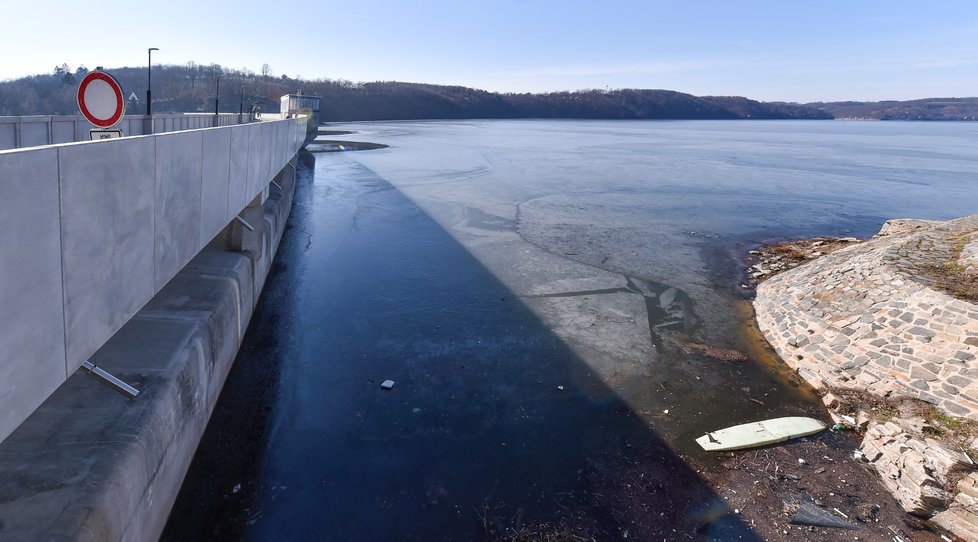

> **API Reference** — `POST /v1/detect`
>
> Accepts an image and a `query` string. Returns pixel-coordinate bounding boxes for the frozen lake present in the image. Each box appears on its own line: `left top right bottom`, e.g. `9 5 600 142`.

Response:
167 120 978 540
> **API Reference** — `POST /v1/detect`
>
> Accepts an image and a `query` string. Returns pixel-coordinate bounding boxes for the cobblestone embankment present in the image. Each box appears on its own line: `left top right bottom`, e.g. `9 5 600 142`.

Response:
754 215 978 418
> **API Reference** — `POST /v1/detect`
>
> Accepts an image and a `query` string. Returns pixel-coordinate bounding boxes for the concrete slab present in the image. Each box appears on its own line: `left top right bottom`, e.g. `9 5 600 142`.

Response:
0 123 15 149
247 123 262 205
141 272 248 371
258 123 271 197
0 148 67 444
228 125 251 216
184 250 256 337
59 137 156 372
154 131 204 291
52 121 74 144
19 122 48 148
93 316 198 374
200 129 232 246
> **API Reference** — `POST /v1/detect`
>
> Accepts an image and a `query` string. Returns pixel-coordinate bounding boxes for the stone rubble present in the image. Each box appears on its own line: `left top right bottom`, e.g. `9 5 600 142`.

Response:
747 237 862 281
932 472 978 541
754 215 978 541
960 233 978 276
859 419 972 518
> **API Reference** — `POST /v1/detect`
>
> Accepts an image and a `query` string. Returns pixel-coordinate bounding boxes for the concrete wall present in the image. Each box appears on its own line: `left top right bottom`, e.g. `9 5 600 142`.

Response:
0 113 255 150
0 116 307 445
0 161 297 540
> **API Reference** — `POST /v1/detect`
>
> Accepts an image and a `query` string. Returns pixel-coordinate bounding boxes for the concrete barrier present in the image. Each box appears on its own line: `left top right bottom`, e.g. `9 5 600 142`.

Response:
0 113 255 151
0 116 307 445
0 163 298 540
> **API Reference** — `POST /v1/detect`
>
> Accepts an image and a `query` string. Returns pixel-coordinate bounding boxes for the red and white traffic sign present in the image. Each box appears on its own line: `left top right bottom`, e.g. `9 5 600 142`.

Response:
76 70 125 128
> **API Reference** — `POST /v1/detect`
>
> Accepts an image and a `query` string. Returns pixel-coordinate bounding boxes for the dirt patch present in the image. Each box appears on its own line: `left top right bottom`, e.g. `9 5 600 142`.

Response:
480 433 954 541
920 234 978 302
698 433 951 541
679 340 750 362
746 237 863 285
824 387 978 459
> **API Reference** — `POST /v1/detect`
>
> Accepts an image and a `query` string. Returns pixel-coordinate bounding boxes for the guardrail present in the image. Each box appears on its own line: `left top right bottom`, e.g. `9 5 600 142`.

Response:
0 113 256 151
0 116 308 444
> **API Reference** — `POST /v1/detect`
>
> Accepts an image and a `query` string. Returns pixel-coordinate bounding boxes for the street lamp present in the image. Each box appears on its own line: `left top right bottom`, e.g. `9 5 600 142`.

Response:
239 86 244 114
146 47 158 115
214 74 221 115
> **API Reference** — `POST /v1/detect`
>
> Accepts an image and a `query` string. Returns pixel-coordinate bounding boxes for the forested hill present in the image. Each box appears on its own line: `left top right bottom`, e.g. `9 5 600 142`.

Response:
315 83 832 120
0 63 831 120
809 98 978 120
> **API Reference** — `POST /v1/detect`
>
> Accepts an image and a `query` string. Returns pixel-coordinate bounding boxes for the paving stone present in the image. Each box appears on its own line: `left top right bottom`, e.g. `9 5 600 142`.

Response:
907 326 936 339
754 215 978 433
948 375 972 388
910 379 931 391
942 383 961 396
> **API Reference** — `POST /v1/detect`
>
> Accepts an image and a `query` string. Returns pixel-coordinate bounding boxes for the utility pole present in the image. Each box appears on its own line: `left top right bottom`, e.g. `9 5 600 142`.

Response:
146 47 158 115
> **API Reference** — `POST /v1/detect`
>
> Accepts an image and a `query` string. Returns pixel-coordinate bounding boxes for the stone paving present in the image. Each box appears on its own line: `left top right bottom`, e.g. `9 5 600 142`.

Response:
754 215 978 419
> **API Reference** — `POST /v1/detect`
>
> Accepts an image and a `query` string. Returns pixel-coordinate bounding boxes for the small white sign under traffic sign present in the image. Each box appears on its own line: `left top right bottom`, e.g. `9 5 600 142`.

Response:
77 70 126 128
89 129 123 141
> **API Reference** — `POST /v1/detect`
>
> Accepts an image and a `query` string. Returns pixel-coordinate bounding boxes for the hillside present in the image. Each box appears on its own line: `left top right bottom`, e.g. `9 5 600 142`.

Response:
0 63 831 121
809 98 978 120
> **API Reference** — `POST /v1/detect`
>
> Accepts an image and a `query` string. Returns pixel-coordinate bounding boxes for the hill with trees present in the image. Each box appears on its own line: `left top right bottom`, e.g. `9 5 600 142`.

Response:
0 63 833 121
807 98 978 120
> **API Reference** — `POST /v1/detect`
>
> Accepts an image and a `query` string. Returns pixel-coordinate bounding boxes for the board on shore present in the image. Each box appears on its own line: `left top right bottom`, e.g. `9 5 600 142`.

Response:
696 417 827 452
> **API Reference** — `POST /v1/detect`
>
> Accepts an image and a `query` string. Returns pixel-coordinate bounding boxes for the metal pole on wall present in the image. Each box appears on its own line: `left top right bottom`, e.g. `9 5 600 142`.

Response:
239 86 244 114
214 74 221 115
146 47 158 116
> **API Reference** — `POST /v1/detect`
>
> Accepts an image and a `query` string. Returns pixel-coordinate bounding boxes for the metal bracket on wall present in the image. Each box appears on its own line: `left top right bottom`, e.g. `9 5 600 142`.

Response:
80 361 140 398
270 180 283 190
234 215 255 231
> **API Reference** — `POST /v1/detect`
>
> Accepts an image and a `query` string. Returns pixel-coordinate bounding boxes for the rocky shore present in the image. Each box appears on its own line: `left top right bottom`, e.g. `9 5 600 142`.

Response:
752 215 978 541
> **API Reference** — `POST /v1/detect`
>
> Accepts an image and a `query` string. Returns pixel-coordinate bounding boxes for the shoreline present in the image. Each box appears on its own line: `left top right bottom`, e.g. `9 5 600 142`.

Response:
750 215 978 540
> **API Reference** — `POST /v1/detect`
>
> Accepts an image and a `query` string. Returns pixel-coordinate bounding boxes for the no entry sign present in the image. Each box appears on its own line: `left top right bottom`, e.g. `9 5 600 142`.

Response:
77 70 125 128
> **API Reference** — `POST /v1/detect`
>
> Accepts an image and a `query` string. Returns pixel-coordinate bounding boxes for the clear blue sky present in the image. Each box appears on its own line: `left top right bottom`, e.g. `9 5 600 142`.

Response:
5 0 978 102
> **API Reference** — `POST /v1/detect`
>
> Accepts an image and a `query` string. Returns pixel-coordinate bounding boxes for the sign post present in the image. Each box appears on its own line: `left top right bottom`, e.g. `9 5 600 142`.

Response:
76 69 126 140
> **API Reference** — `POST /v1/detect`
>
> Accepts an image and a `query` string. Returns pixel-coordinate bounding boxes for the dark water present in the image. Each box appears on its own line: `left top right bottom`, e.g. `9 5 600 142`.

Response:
165 120 978 540
164 152 757 540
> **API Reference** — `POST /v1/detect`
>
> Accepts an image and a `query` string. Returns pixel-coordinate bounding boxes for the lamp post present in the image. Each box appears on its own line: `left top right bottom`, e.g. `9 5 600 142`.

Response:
214 74 220 115
146 47 158 116
239 86 244 114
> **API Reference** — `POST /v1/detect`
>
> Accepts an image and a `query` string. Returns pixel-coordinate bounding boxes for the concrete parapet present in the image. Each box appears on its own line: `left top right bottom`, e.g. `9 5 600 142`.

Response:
0 114 256 151
0 117 307 446
0 149 66 441
755 215 978 418
0 165 295 541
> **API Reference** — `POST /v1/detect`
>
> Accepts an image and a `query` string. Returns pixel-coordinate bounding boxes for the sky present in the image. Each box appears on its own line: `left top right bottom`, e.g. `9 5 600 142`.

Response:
4 0 978 102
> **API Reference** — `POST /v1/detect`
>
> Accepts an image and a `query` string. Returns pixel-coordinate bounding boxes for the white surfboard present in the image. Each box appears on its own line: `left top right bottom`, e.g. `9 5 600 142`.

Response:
696 416 827 452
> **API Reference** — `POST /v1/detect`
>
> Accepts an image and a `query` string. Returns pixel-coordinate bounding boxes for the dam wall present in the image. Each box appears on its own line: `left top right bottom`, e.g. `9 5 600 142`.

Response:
0 116 308 446
0 157 301 541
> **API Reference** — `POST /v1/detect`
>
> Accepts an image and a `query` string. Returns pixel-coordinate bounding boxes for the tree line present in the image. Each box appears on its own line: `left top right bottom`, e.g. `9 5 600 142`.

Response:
0 63 836 120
